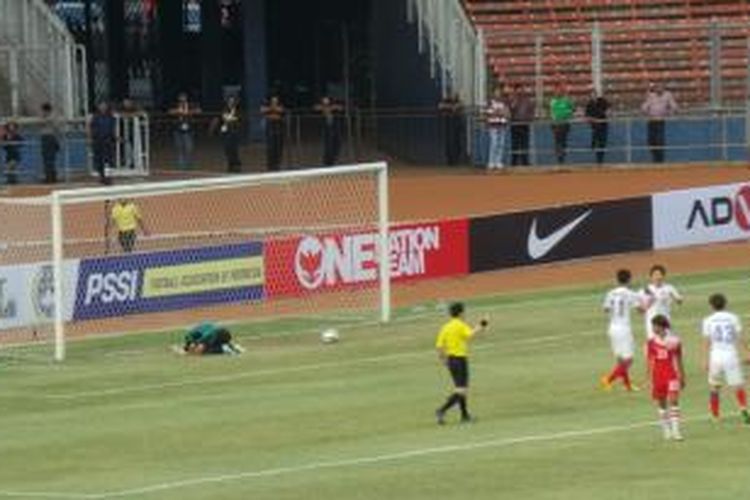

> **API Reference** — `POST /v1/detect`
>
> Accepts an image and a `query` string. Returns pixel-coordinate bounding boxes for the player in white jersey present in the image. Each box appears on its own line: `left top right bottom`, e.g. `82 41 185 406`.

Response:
702 293 750 424
601 269 644 391
642 265 682 339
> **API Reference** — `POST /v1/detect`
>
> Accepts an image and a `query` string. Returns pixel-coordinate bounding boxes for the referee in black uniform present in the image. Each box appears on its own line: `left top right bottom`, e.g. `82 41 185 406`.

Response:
435 302 488 424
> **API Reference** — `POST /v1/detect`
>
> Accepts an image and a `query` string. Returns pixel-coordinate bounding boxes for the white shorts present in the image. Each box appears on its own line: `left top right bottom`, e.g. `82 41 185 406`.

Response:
708 353 745 387
608 328 634 359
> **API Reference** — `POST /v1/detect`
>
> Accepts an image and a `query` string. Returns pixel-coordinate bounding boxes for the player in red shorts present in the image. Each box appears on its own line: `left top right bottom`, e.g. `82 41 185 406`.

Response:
647 315 686 441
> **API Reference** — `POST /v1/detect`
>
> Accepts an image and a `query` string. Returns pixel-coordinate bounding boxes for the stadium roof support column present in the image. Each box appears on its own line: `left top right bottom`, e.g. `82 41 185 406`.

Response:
591 22 602 96
534 35 543 118
243 0 268 142
710 19 722 109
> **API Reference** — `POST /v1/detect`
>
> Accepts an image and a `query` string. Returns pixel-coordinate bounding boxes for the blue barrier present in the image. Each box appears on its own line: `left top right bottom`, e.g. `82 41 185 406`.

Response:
0 133 89 183
473 115 748 167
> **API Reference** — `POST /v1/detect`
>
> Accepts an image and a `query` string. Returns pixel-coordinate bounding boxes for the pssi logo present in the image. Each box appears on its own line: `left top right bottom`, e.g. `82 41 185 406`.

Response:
687 185 750 231
84 270 140 305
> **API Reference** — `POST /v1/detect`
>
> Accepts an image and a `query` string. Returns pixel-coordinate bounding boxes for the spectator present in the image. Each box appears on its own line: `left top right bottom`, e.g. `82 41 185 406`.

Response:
585 86 609 165
39 103 61 184
1 121 22 185
169 92 200 170
485 86 510 170
438 93 464 166
642 83 678 163
89 102 116 185
509 83 534 166
549 82 574 164
314 96 344 166
260 95 286 172
213 95 242 173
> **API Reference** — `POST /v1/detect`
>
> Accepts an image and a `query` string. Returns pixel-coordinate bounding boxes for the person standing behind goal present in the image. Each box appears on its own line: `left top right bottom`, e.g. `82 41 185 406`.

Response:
435 302 488 424
110 198 149 253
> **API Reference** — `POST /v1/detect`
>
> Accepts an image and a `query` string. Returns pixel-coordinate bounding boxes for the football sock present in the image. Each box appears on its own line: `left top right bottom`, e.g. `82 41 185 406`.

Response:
736 388 747 410
439 393 460 414
621 363 632 390
658 408 671 438
669 406 682 437
607 363 620 384
606 363 622 383
710 391 720 418
457 394 470 419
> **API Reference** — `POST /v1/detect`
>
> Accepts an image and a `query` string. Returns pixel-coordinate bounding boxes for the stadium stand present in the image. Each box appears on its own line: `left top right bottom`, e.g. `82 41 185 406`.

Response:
464 0 750 110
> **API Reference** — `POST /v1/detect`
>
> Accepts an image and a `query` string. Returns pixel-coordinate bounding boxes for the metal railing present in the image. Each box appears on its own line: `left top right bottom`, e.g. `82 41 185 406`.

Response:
3 109 750 186
470 109 750 167
0 0 87 118
406 0 487 106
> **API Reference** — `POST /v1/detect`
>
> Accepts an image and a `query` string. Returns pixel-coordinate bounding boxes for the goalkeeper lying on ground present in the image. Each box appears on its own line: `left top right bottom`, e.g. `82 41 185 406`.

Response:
181 322 245 355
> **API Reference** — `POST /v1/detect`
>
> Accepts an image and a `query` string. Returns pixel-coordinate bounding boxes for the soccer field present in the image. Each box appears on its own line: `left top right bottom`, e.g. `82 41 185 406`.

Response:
2 267 750 499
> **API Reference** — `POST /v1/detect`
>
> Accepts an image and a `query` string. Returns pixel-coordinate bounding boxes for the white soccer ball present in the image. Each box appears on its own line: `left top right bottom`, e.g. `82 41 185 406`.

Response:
321 328 340 344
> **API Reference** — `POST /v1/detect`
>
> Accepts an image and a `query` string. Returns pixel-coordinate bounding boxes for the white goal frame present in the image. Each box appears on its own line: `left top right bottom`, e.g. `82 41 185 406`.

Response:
50 162 390 361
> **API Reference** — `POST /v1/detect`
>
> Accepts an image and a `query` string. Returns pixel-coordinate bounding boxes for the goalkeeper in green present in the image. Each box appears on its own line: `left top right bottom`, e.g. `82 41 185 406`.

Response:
183 322 244 355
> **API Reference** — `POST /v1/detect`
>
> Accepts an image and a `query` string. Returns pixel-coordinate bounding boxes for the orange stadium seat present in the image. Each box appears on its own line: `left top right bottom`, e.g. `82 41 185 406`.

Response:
464 0 750 109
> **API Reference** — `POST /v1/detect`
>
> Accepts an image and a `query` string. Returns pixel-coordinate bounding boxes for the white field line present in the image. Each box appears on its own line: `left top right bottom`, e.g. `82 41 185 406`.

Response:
7 270 745 353
0 416 702 500
38 329 595 401
29 276 739 401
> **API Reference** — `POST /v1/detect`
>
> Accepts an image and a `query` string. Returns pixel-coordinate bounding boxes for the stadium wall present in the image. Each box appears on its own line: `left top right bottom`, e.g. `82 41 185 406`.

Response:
371 0 445 164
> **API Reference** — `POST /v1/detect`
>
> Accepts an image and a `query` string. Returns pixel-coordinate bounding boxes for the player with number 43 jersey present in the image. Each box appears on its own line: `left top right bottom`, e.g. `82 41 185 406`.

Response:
601 269 644 391
701 293 750 424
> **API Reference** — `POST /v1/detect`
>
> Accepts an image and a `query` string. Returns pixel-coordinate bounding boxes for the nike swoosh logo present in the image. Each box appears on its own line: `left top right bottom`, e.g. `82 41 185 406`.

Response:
527 210 593 260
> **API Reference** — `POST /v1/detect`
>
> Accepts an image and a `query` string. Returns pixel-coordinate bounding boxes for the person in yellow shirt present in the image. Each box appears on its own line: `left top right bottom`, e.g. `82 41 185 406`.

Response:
435 302 488 424
110 198 148 253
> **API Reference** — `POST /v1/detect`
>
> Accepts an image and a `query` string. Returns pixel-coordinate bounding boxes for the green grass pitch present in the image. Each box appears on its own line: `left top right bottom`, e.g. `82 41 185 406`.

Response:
2 268 750 499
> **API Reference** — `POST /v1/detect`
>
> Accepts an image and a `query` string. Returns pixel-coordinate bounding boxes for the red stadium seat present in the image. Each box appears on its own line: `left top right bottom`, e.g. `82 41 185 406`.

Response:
464 0 750 108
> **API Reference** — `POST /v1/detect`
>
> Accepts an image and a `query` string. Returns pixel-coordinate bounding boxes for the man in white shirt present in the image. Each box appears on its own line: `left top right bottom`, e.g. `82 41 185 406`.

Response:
642 264 683 340
485 87 510 170
601 269 644 391
702 293 750 424
641 83 678 163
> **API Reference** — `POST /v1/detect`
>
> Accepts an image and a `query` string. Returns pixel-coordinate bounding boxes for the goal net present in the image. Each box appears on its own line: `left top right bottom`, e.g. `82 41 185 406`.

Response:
0 196 57 361
3 163 388 361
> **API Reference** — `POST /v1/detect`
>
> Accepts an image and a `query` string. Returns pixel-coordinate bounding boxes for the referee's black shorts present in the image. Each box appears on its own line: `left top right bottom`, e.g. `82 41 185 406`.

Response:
446 355 469 388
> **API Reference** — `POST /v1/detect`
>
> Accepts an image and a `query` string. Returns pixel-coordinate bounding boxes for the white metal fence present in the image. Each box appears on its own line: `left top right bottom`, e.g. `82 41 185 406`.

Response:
0 0 87 118
406 0 487 106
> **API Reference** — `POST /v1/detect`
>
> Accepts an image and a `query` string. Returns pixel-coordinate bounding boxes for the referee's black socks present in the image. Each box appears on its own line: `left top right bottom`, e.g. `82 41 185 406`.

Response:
439 393 461 413
457 394 469 420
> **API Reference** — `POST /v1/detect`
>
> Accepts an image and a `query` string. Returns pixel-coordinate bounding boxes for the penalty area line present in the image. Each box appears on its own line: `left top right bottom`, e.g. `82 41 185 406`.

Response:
0 417 695 499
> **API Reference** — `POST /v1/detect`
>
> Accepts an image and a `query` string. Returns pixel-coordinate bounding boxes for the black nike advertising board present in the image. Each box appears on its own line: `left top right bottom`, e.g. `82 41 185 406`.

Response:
469 196 653 273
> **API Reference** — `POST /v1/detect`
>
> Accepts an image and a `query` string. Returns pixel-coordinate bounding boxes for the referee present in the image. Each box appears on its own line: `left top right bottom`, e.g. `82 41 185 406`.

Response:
110 198 148 253
435 302 488 424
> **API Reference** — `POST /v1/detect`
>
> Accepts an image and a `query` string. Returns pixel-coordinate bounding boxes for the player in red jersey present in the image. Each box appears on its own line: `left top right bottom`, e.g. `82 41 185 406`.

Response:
647 315 686 441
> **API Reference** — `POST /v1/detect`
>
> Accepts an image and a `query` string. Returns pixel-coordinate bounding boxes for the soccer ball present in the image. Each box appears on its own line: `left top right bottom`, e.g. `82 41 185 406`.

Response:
321 328 340 344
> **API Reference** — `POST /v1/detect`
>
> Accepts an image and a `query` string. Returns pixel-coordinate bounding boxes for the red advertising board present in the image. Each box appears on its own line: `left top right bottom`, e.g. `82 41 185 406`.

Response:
266 219 469 298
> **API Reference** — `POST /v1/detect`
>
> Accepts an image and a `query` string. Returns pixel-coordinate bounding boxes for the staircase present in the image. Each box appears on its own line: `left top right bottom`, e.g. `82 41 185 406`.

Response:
407 0 487 106
0 0 87 118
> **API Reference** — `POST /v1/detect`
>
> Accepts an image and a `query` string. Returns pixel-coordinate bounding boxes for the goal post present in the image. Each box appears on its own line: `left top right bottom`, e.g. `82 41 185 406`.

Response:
49 162 390 361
